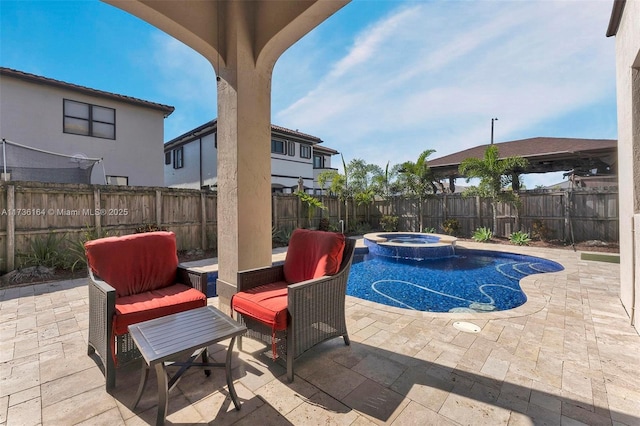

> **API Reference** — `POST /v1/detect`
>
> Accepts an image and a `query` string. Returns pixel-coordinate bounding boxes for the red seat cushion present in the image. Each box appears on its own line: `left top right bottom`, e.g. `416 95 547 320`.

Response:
231 281 289 331
113 283 207 335
85 231 179 298
283 229 345 284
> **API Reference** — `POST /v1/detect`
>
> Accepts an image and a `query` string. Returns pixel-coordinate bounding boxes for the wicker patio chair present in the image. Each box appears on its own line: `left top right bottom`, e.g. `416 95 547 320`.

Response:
85 231 207 392
231 229 356 382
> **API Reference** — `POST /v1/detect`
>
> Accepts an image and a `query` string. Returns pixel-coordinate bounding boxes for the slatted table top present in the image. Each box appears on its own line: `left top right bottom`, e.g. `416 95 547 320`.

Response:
128 306 247 365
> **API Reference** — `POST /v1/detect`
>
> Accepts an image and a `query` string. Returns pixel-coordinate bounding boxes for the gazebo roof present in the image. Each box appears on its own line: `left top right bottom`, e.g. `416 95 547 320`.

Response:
428 137 617 178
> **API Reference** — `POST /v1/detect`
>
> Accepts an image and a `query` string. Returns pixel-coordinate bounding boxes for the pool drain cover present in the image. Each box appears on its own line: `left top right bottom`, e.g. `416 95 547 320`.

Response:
453 321 481 333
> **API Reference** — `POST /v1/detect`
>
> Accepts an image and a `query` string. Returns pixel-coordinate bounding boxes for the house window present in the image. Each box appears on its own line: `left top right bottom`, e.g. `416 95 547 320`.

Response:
63 99 115 139
313 154 325 168
106 175 128 186
288 141 295 157
173 147 184 169
165 151 171 165
300 145 311 159
271 139 286 154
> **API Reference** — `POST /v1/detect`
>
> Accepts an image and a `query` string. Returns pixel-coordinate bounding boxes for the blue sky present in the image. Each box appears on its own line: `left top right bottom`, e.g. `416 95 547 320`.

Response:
1 0 617 188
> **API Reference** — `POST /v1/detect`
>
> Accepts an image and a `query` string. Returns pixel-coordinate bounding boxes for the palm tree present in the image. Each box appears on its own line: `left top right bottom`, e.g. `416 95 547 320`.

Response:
458 145 529 233
397 149 437 232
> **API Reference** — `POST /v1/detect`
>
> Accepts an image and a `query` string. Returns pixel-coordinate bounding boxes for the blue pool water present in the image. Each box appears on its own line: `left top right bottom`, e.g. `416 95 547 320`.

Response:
347 248 564 312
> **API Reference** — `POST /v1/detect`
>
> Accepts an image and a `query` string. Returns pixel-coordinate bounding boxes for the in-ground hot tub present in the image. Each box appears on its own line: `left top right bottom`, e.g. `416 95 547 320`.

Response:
363 232 457 260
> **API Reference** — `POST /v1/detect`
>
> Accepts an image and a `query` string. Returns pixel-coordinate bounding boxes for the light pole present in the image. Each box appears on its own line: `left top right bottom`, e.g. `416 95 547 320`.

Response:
491 117 498 144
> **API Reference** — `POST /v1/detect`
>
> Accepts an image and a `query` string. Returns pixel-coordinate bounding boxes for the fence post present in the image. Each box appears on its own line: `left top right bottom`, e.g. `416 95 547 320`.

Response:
6 184 14 271
562 190 569 241
156 190 162 228
272 194 278 231
201 192 206 249
476 196 481 233
93 188 101 235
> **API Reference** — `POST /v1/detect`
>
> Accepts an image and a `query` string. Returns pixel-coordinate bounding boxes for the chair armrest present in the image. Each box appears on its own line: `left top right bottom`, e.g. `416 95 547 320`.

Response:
177 266 207 295
237 265 285 292
89 270 117 297
87 270 116 368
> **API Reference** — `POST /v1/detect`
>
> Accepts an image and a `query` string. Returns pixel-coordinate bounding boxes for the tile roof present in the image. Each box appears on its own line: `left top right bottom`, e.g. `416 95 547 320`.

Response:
428 137 617 177
0 67 175 116
164 119 327 148
429 137 616 167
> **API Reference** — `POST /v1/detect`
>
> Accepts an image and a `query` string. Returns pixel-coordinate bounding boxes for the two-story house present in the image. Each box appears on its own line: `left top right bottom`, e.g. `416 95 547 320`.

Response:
164 119 339 193
0 67 174 186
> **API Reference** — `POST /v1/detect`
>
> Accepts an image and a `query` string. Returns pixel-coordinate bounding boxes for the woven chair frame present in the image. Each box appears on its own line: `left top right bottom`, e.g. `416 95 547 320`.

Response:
87 267 207 392
235 237 356 382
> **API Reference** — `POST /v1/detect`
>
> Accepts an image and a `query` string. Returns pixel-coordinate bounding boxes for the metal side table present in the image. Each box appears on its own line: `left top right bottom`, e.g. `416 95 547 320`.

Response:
128 305 247 425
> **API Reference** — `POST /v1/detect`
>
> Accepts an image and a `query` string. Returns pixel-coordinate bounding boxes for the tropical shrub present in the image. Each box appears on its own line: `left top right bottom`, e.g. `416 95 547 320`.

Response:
352 221 372 235
18 233 70 269
295 191 326 228
472 227 493 242
510 231 531 246
531 219 553 241
135 223 168 233
67 226 111 271
273 227 295 246
318 217 331 231
441 219 460 236
422 227 436 233
380 215 398 232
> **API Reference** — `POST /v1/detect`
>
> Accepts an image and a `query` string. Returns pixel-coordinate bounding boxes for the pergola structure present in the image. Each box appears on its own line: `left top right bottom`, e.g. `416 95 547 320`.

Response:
103 0 350 310
427 137 617 191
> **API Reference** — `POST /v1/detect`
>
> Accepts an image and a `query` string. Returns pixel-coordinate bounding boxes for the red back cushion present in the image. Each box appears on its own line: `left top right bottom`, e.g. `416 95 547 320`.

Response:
85 231 179 298
283 229 346 284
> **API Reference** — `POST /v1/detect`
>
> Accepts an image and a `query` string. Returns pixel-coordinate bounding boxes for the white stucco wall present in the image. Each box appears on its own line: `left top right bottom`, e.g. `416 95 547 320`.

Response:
164 140 201 189
0 76 167 186
200 133 217 188
271 149 313 191
613 0 640 332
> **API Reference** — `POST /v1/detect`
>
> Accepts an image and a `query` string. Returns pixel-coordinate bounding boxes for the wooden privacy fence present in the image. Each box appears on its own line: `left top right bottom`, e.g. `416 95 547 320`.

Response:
272 190 619 243
0 182 618 272
0 182 217 272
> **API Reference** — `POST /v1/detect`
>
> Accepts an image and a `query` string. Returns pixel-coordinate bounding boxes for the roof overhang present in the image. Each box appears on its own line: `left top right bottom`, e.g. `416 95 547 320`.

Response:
0 67 175 116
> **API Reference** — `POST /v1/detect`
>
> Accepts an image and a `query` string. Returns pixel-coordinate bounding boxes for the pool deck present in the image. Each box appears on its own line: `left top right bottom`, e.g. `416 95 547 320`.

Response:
1 239 639 425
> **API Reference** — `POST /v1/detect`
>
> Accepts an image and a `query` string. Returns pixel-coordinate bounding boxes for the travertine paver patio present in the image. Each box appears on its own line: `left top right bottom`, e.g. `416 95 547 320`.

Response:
1 240 639 425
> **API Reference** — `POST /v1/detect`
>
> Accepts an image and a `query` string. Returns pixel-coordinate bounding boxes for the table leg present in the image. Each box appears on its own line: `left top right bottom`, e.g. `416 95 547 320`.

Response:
132 359 149 409
202 347 211 377
226 336 241 410
155 363 169 426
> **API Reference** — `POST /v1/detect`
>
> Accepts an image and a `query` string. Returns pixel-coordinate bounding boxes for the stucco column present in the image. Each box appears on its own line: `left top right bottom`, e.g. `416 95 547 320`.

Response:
215 42 273 310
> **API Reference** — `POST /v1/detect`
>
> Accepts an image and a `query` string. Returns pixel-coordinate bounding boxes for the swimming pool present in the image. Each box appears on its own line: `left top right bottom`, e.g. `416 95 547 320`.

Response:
347 248 564 312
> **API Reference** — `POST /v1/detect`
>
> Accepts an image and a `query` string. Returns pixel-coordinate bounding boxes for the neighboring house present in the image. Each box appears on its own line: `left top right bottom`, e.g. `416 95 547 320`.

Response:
0 67 174 186
164 119 339 193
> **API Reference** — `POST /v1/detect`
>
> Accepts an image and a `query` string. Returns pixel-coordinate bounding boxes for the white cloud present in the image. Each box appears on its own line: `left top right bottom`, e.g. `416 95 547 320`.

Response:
274 0 616 185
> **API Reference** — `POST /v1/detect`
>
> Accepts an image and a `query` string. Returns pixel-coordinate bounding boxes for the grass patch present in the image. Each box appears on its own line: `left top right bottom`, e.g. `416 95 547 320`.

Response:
580 252 620 264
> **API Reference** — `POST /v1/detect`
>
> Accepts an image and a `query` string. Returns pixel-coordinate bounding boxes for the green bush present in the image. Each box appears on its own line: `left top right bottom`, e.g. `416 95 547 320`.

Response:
441 219 460 236
67 226 111 271
531 219 553 241
273 226 295 246
18 233 70 270
472 227 493 242
318 217 331 231
352 221 372 235
380 215 398 232
510 231 531 246
135 223 168 233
